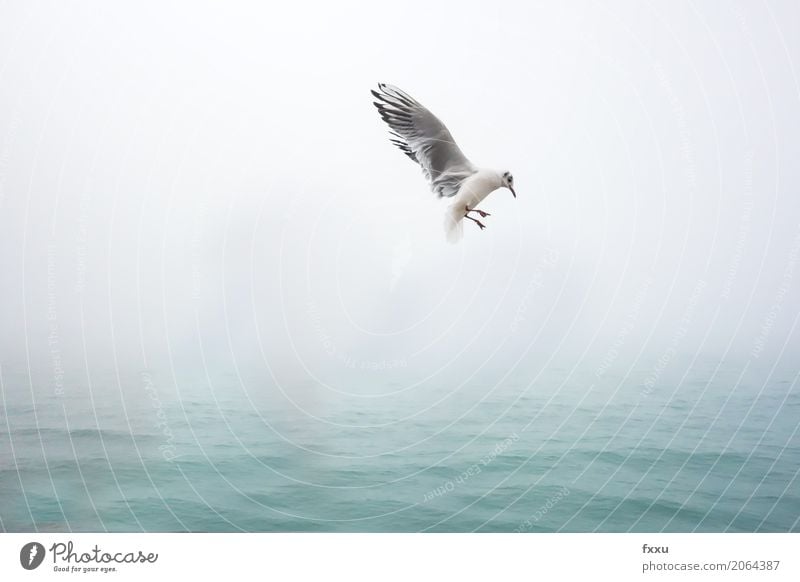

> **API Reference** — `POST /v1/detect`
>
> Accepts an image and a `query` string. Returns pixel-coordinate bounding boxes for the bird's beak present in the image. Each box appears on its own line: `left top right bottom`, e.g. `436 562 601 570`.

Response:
509 186 517 198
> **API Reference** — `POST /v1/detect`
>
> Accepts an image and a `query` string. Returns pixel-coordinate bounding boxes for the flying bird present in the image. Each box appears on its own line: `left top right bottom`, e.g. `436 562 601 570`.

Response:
372 83 516 242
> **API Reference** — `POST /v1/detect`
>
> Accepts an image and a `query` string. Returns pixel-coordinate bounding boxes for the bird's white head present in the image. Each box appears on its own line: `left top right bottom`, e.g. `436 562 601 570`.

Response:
501 171 516 198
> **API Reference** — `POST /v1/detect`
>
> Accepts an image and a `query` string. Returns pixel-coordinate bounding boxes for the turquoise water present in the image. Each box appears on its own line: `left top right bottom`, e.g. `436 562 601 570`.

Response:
1 365 798 532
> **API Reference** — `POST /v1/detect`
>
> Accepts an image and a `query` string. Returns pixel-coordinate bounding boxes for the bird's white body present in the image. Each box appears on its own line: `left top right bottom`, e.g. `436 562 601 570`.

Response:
444 169 504 242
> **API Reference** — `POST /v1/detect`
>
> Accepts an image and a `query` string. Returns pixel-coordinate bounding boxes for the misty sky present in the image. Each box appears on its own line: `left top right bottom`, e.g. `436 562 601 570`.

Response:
1 1 799 401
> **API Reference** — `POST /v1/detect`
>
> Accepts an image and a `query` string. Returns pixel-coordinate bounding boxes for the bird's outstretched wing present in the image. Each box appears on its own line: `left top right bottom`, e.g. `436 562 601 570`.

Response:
372 83 477 198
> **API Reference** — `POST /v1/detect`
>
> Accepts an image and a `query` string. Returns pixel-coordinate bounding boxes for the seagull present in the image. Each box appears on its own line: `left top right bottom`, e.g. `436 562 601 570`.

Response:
372 83 516 242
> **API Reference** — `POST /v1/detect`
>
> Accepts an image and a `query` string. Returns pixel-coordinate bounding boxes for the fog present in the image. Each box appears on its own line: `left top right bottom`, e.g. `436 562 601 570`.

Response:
1 1 799 402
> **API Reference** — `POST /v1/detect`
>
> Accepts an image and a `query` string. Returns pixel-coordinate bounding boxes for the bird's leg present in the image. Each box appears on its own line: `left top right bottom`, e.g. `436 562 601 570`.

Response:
465 206 490 218
464 214 486 230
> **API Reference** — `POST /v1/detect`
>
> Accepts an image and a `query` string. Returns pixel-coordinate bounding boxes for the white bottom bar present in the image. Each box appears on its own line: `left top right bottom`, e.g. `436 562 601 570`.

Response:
1 533 797 581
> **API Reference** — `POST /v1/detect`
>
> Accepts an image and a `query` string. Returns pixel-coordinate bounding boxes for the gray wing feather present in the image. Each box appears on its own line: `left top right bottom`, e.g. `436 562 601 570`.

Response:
372 83 476 198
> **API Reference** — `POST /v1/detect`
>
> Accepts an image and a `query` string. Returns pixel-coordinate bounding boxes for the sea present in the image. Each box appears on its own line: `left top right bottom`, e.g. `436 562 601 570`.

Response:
1 363 798 532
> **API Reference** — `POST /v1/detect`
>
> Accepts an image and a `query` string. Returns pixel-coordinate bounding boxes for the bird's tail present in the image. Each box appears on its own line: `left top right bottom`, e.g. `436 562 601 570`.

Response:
444 207 464 243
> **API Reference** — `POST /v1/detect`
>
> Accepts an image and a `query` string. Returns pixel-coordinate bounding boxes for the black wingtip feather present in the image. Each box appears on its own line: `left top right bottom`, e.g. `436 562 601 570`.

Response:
372 83 421 164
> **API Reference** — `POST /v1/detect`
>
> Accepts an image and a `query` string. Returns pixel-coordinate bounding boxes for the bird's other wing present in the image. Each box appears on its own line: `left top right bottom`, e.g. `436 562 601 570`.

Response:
372 83 477 198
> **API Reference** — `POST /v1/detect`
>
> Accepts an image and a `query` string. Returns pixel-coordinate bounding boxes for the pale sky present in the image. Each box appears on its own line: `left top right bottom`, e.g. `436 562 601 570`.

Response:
1 1 798 399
